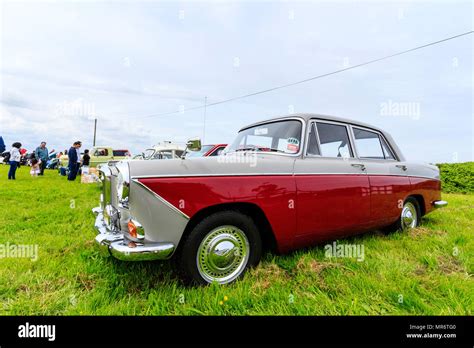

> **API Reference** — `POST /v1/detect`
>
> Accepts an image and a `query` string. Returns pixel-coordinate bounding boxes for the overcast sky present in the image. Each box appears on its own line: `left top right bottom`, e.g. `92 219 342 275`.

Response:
0 0 472 163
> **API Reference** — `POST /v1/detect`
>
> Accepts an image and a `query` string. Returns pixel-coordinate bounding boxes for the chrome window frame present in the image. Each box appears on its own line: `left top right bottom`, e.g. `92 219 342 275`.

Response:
227 117 306 158
303 119 355 160
349 125 399 162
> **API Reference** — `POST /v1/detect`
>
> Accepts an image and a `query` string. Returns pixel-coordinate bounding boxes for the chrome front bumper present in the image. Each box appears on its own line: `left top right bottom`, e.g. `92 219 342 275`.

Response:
433 200 448 209
93 207 175 261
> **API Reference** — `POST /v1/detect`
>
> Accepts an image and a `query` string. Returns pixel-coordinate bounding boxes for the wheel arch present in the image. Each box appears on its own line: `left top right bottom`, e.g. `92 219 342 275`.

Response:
408 194 426 216
178 202 277 253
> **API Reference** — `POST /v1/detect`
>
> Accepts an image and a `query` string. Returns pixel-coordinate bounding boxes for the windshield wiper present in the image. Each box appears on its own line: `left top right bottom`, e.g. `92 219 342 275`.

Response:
266 148 286 153
233 146 286 154
234 146 261 152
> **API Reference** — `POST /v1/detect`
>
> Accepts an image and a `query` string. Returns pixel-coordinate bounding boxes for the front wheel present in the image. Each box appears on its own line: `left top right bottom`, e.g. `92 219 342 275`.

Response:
177 211 262 285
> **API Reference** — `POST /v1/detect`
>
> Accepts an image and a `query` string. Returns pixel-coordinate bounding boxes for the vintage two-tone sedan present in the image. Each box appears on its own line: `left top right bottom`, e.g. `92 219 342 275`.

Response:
93 113 447 284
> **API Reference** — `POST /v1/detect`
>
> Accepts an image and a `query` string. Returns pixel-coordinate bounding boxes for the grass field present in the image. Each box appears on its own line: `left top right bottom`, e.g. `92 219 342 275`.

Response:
0 165 472 315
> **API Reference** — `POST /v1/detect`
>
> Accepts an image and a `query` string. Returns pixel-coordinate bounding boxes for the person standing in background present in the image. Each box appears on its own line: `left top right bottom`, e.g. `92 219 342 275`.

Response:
67 141 81 181
35 141 54 176
81 149 90 175
75 141 82 175
8 142 21 180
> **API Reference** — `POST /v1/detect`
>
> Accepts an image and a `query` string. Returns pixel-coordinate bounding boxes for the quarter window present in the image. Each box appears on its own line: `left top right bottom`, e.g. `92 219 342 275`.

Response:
307 123 320 156
380 137 395 160
316 122 353 158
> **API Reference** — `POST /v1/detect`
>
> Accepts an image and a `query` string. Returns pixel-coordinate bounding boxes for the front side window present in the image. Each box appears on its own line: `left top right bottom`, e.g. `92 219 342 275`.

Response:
227 120 302 155
316 122 353 158
353 128 395 160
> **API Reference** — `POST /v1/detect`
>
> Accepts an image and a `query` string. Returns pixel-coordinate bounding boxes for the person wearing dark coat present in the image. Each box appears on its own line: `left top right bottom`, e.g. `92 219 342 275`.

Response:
67 141 81 181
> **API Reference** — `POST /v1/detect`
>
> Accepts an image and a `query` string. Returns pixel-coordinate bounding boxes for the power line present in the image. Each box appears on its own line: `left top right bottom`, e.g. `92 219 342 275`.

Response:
143 30 474 119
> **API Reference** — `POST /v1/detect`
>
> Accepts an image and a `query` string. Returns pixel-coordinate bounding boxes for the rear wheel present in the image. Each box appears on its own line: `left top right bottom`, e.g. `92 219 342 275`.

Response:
177 210 262 285
400 199 420 229
383 197 421 233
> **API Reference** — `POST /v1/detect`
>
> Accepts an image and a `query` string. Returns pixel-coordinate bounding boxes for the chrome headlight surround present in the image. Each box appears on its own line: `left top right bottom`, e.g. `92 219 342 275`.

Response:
114 161 130 209
97 164 112 213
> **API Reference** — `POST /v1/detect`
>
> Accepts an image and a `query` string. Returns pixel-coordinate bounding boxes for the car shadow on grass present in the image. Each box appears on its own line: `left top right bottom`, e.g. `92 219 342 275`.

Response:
87 227 401 290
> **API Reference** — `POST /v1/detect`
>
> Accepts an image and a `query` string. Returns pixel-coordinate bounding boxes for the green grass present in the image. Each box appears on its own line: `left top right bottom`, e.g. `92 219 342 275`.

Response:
0 165 472 315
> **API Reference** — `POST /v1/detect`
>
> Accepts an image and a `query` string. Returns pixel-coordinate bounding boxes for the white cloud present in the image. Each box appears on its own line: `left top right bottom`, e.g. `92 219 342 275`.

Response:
0 0 472 162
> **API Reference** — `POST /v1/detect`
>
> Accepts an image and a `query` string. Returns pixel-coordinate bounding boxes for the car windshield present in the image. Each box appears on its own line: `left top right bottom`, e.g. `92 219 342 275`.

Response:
226 120 302 155
185 145 214 158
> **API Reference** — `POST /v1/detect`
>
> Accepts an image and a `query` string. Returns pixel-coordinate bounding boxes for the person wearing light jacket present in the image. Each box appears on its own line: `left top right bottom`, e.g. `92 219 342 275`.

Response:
8 142 21 180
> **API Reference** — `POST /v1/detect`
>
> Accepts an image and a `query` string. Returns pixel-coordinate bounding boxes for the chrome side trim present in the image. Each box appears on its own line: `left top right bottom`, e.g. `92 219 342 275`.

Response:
294 173 440 180
132 173 293 179
433 200 448 209
132 179 190 219
131 173 440 181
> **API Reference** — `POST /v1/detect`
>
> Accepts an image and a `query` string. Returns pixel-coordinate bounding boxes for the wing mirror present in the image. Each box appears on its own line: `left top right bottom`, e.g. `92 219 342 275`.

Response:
186 138 202 152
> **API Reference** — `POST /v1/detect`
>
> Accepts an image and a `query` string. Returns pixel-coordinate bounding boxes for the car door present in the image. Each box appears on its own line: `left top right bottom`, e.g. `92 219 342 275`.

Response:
350 126 411 226
294 120 371 245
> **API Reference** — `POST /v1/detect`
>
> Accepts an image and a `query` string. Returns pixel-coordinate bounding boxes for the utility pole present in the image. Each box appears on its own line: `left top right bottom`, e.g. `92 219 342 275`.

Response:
202 96 207 143
93 118 97 146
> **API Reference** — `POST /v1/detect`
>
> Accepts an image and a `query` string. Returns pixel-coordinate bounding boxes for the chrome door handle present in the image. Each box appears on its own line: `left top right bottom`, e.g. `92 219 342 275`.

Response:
351 163 366 171
396 165 407 171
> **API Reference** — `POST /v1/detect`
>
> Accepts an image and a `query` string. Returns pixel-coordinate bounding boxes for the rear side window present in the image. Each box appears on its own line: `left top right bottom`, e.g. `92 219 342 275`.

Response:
316 122 353 158
380 137 395 160
353 128 395 160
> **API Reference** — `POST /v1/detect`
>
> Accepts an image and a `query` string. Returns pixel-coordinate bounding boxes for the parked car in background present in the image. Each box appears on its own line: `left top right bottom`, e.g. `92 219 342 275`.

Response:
0 151 9 165
1 149 29 166
134 141 185 160
46 152 60 169
93 113 446 285
59 146 131 168
184 144 227 158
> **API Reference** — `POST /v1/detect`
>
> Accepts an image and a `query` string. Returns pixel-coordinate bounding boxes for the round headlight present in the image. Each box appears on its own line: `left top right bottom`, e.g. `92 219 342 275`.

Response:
117 172 129 200
115 162 130 205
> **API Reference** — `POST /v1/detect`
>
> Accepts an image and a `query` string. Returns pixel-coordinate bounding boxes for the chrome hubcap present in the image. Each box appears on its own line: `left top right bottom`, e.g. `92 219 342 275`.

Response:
197 225 250 284
401 202 417 229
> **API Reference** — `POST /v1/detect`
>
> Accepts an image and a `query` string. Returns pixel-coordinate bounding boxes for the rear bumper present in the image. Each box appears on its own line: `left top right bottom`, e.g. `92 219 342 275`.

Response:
93 207 175 261
433 200 448 209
